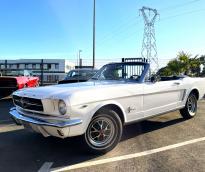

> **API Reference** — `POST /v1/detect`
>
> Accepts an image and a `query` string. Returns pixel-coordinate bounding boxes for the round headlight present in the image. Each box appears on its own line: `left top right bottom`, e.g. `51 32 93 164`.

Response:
58 100 67 115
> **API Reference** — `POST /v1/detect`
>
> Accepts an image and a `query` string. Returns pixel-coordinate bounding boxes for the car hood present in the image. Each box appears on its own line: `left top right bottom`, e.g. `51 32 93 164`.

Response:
13 81 142 105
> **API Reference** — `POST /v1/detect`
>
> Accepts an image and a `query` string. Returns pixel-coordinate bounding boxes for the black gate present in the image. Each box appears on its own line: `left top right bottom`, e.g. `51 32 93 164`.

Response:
122 58 147 63
121 58 148 77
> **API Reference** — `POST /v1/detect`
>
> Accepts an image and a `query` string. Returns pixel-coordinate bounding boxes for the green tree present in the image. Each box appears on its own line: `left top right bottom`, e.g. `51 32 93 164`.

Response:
157 67 172 76
157 51 202 77
167 58 182 75
177 51 191 75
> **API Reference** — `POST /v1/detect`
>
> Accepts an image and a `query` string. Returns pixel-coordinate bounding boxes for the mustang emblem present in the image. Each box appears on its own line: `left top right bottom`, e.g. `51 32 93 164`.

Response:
20 98 29 108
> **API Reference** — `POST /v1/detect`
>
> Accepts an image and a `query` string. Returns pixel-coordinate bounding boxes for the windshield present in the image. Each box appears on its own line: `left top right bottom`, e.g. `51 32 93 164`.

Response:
91 63 146 82
65 69 97 79
4 70 32 77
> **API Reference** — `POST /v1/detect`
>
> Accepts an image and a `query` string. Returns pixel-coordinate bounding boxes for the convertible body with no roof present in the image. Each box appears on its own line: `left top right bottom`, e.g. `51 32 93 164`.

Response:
9 62 205 153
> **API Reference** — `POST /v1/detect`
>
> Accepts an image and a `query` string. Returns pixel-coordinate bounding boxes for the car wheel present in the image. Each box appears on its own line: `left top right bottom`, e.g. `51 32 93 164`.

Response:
84 109 123 154
180 93 197 119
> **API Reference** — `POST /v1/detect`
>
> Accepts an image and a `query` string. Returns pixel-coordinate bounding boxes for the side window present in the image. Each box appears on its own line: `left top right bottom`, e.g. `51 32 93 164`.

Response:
124 65 144 79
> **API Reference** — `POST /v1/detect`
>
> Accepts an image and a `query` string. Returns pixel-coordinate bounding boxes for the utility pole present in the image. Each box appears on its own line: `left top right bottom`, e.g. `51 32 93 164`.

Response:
40 59 44 86
140 6 159 73
92 0 96 69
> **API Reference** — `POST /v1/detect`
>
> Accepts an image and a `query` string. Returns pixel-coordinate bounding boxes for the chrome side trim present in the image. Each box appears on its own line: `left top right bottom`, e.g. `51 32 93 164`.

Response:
125 106 185 125
9 108 82 128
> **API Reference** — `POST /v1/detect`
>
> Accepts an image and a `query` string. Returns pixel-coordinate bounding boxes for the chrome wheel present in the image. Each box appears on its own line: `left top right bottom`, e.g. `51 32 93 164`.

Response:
87 117 115 147
187 95 197 116
180 92 198 119
84 110 123 154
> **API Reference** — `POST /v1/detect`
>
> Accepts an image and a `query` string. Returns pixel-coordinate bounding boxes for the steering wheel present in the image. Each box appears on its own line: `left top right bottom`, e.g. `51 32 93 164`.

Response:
130 75 140 80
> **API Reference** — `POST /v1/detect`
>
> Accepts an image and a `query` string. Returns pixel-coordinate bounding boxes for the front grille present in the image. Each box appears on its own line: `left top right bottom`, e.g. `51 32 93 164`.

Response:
13 95 44 111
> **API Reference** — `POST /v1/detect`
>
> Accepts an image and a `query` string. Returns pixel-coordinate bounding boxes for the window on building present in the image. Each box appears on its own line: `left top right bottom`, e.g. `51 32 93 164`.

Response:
48 64 51 70
25 64 29 69
43 64 48 70
32 64 36 69
7 64 12 68
28 64 32 69
13 64 17 69
17 64 19 69
55 64 59 70
36 64 40 69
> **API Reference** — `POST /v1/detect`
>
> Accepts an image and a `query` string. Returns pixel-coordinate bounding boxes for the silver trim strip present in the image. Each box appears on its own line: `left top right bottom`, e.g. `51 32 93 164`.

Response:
14 99 43 107
125 105 185 125
9 108 82 128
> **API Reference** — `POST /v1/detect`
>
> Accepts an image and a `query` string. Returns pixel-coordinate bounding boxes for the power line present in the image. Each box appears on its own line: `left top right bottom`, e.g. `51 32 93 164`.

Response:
97 0 202 46
160 8 205 21
96 22 141 49
96 16 140 45
97 7 205 51
160 0 202 12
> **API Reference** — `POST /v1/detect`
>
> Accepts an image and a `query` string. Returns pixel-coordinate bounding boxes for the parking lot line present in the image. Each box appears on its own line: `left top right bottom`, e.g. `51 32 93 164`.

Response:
38 162 53 172
0 125 23 133
52 137 205 172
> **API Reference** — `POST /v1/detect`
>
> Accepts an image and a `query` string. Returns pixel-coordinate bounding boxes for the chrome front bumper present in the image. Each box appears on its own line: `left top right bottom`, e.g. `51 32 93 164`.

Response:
9 108 82 128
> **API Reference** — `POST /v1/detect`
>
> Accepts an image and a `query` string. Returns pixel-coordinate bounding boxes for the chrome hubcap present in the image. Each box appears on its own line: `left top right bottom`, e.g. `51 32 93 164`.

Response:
187 95 196 116
87 117 115 147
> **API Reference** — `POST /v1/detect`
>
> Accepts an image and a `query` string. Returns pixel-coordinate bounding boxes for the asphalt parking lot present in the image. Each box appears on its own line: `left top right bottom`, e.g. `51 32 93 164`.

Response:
0 98 205 172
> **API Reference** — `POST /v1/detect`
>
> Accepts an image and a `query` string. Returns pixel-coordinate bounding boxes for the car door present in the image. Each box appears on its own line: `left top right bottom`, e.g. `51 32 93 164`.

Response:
143 80 183 117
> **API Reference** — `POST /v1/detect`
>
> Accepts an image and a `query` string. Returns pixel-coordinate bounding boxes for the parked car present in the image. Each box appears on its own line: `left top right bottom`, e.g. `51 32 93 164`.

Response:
0 70 39 98
9 62 205 153
58 68 98 84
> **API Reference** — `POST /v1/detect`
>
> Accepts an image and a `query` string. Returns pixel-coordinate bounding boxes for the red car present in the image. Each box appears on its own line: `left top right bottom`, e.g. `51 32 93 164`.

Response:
0 70 39 98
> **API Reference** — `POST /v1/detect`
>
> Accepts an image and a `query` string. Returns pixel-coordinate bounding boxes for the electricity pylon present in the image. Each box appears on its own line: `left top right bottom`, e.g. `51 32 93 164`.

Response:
139 6 159 73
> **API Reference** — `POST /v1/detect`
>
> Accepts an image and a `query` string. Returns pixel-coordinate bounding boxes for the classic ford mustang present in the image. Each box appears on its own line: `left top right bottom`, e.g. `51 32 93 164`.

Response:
9 62 205 153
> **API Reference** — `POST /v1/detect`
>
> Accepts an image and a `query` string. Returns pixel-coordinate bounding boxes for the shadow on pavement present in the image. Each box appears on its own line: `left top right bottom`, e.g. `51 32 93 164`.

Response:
122 117 186 141
0 98 13 124
0 113 187 172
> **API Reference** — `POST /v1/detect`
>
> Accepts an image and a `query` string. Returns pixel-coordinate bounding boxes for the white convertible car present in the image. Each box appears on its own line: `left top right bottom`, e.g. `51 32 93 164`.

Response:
10 62 205 153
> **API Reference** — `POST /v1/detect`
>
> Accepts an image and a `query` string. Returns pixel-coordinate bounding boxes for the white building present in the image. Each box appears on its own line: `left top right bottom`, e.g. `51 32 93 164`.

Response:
0 59 75 84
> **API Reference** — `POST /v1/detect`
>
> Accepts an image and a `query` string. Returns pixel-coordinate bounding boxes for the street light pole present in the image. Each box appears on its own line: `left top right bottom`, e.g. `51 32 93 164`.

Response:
78 50 82 67
92 0 96 69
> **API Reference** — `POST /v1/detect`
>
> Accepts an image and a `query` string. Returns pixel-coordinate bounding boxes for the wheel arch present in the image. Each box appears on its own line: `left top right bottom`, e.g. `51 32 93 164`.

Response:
189 88 199 100
92 102 127 125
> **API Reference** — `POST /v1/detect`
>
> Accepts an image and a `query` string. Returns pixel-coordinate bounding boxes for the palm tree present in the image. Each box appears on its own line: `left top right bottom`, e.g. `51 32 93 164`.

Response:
177 51 201 76
157 51 202 76
167 59 182 75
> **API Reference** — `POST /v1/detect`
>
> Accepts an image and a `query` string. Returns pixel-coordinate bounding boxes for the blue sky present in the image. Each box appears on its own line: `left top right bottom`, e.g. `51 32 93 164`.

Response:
0 0 204 67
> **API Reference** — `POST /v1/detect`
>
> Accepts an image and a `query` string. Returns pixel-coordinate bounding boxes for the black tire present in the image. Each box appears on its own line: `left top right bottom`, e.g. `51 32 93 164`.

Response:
180 93 198 119
83 109 123 154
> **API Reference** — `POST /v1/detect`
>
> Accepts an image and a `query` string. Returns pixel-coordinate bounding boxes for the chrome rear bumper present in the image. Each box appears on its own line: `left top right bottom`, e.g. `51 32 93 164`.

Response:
9 108 82 128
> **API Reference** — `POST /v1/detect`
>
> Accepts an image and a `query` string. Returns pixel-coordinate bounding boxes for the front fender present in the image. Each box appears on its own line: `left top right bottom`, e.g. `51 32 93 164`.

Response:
91 100 127 122
70 100 127 136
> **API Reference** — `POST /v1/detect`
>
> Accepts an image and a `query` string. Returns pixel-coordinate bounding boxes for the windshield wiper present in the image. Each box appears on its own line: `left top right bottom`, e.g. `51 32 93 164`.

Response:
90 77 98 80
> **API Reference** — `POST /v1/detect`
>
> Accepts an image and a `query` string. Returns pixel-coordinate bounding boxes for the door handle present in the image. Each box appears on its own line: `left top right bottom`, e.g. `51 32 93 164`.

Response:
173 82 180 85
